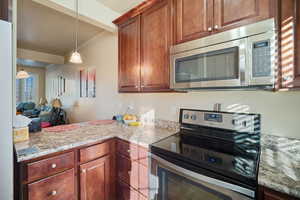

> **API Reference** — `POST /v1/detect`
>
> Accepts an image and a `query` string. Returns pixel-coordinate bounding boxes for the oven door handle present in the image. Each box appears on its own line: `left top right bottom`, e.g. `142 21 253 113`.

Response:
151 154 255 198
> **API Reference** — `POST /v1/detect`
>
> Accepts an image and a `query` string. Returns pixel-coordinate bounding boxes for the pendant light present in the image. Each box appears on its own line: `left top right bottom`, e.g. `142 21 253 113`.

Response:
16 0 30 79
16 69 30 79
69 0 82 64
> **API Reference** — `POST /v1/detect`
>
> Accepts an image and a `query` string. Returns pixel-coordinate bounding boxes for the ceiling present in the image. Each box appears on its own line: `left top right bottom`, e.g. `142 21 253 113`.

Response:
97 0 145 14
17 0 104 56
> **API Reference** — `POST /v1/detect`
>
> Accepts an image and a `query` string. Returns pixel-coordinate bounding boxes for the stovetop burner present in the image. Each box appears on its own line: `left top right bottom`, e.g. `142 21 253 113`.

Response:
150 109 261 187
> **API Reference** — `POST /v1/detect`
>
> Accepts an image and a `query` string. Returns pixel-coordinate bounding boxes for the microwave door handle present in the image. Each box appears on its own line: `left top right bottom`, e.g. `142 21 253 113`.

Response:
151 154 255 198
239 50 247 86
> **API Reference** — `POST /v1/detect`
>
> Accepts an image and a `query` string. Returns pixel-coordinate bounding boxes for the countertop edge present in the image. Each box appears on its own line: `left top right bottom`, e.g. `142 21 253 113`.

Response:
16 135 152 162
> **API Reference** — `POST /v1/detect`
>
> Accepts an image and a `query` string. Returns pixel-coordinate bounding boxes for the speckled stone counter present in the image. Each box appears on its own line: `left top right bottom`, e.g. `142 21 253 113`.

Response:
15 120 179 162
14 121 300 198
259 134 300 198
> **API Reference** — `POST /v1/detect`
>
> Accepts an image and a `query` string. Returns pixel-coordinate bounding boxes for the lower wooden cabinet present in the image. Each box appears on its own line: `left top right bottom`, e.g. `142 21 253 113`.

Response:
259 186 300 200
117 139 149 199
80 155 111 200
117 181 140 200
28 169 75 200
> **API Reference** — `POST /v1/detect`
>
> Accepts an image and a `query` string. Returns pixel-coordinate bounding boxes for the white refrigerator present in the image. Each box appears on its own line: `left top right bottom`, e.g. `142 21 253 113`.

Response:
0 19 13 200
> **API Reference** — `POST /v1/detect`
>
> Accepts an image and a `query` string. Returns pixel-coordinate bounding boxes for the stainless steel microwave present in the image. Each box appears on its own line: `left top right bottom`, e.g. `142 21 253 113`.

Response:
170 19 277 90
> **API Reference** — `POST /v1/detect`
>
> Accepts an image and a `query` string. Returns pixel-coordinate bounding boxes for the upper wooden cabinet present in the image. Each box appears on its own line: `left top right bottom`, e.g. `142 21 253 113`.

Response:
173 0 274 44
114 0 172 93
173 0 213 44
140 0 171 91
118 17 141 92
214 0 273 32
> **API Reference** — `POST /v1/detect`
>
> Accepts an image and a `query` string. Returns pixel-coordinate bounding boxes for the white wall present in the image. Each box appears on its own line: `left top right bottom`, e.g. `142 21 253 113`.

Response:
46 32 300 139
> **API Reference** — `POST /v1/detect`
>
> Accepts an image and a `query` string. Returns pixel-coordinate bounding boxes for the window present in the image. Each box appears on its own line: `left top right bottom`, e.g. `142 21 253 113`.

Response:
16 74 38 104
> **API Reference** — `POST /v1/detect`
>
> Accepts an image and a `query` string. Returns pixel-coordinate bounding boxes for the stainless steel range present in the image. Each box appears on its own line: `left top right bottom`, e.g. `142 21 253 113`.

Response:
149 109 261 200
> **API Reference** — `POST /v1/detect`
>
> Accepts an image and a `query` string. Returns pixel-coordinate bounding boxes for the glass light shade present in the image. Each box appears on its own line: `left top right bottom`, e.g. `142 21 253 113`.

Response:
69 51 83 64
52 98 62 108
16 70 30 79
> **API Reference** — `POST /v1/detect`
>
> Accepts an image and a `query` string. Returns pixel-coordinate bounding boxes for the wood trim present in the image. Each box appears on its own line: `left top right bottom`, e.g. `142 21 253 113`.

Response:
0 0 9 21
113 0 163 25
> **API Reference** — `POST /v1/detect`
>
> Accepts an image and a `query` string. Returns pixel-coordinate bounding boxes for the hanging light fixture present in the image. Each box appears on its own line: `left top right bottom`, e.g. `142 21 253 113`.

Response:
16 0 30 79
69 0 82 64
16 69 30 79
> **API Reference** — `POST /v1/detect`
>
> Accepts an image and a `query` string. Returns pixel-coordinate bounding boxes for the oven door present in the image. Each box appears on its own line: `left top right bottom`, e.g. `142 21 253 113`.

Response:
170 39 248 89
150 154 255 200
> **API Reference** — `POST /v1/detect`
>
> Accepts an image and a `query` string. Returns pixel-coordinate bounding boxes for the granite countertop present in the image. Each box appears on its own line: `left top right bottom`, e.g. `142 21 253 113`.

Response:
14 121 179 162
259 134 300 198
14 121 300 198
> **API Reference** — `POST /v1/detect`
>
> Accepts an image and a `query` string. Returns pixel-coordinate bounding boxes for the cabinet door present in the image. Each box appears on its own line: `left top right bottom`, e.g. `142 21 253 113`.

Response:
214 0 272 32
80 155 111 200
118 16 141 92
117 154 139 189
140 0 171 92
173 0 213 44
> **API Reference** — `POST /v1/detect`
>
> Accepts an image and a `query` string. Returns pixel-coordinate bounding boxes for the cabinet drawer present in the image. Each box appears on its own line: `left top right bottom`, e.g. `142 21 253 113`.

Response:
28 169 75 200
27 152 74 182
117 139 139 160
117 154 139 189
117 181 139 200
80 140 111 163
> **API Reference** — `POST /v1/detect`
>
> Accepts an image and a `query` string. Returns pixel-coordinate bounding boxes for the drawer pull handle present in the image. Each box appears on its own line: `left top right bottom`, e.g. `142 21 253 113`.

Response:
51 164 57 169
127 150 131 153
51 190 57 196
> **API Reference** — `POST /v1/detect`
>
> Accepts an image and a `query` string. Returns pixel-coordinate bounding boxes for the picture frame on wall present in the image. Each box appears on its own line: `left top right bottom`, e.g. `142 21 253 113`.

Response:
80 68 96 98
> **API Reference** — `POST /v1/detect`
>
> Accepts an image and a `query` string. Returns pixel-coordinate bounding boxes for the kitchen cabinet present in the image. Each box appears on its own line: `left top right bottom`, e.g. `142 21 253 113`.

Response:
28 169 75 200
140 0 172 91
15 139 116 200
80 155 111 200
259 186 300 200
118 16 141 92
173 0 274 44
173 0 213 43
116 139 149 199
278 0 300 89
114 0 172 92
214 0 273 32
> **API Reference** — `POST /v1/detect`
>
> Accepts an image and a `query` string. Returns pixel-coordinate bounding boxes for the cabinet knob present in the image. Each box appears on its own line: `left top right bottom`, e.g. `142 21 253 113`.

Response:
51 164 57 169
127 150 131 153
208 27 212 32
214 25 219 30
128 171 131 175
51 190 57 196
135 85 138 88
81 169 86 173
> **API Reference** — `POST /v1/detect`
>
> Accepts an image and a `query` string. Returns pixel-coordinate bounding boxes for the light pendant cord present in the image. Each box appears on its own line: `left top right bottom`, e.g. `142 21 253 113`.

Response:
75 0 79 52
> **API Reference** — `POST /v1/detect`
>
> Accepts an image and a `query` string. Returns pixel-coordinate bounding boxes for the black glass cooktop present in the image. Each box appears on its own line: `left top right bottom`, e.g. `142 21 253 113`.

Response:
151 127 260 187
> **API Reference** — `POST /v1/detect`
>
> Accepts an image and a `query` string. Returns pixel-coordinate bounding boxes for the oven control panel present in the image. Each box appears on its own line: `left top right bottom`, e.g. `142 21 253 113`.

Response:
181 109 259 132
